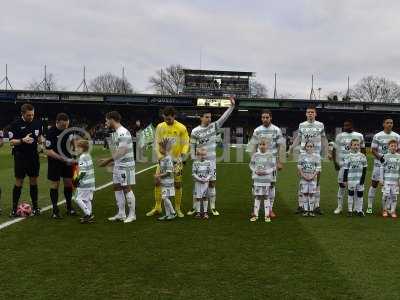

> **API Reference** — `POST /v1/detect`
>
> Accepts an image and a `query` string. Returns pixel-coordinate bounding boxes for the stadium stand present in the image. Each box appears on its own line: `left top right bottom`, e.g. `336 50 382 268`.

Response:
0 90 398 146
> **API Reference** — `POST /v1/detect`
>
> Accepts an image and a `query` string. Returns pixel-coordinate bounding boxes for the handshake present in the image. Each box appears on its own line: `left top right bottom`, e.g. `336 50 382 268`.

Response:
72 173 85 188
64 158 77 166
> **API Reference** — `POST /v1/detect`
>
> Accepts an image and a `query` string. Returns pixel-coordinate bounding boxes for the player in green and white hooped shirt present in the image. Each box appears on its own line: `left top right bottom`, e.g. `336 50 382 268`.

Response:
187 97 235 216
291 106 328 215
297 141 321 217
249 138 277 223
247 109 285 218
192 147 213 220
99 111 136 223
331 120 366 214
367 117 400 215
342 139 367 217
156 138 177 221
379 139 400 218
73 139 96 223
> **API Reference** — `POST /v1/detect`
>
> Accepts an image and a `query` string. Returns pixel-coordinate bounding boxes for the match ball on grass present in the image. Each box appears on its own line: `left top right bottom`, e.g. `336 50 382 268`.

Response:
16 202 32 217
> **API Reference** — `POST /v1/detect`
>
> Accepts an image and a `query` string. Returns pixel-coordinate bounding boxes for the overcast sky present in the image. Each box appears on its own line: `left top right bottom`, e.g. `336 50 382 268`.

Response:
1 0 400 98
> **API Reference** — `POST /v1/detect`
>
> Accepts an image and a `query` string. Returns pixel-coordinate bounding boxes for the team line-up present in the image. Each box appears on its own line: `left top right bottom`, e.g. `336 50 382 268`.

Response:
2 98 400 223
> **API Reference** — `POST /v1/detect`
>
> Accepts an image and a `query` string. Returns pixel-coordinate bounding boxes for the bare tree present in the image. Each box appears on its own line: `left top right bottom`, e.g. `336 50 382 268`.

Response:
26 73 63 91
89 72 133 93
149 64 185 95
249 80 268 98
350 76 400 103
326 91 343 101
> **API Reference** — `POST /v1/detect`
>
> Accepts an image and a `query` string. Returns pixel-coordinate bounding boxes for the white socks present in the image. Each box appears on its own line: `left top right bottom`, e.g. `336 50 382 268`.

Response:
348 193 364 212
115 190 126 217
356 197 363 212
382 196 388 211
348 195 354 212
125 191 136 217
253 198 261 217
114 190 135 217
391 196 397 213
208 187 216 210
299 186 317 208
298 189 303 207
163 197 175 216
264 199 270 217
203 199 209 213
303 195 315 212
337 187 346 209
368 187 376 209
315 186 321 208
384 196 398 213
195 200 201 213
303 195 309 212
194 199 208 214
86 200 92 215
270 187 276 208
387 196 393 211
75 198 91 216
309 195 315 212
254 198 270 217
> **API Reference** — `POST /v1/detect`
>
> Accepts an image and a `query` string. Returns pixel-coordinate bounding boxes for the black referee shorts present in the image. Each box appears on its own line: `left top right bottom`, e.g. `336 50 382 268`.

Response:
47 160 73 182
14 153 40 179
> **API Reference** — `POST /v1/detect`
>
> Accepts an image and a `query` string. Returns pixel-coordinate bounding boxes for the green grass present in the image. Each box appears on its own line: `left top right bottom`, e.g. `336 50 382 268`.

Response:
0 144 398 299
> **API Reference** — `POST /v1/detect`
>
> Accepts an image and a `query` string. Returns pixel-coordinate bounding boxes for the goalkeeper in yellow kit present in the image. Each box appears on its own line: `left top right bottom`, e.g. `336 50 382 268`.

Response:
146 106 189 218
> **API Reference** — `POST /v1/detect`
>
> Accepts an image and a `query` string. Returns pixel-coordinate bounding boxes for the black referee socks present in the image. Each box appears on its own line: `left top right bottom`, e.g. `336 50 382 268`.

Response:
30 185 38 210
12 186 22 211
64 187 73 211
50 188 59 214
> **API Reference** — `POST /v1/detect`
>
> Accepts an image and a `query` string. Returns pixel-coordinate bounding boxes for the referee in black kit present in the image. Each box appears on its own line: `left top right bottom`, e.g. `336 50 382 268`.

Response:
45 113 77 219
8 103 43 217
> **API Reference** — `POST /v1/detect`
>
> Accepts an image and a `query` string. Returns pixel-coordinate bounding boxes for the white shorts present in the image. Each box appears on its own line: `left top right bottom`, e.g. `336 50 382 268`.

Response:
76 188 94 202
210 159 217 181
348 184 364 192
299 180 317 194
382 183 399 196
252 185 273 197
337 167 345 184
113 165 135 186
193 182 209 199
161 186 175 198
371 162 381 182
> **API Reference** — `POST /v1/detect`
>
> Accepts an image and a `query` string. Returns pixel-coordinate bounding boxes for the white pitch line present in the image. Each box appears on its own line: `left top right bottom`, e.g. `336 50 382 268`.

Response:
0 164 157 231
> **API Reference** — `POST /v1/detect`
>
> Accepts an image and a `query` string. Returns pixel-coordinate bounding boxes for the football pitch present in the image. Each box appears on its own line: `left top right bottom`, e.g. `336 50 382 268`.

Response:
0 144 399 299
